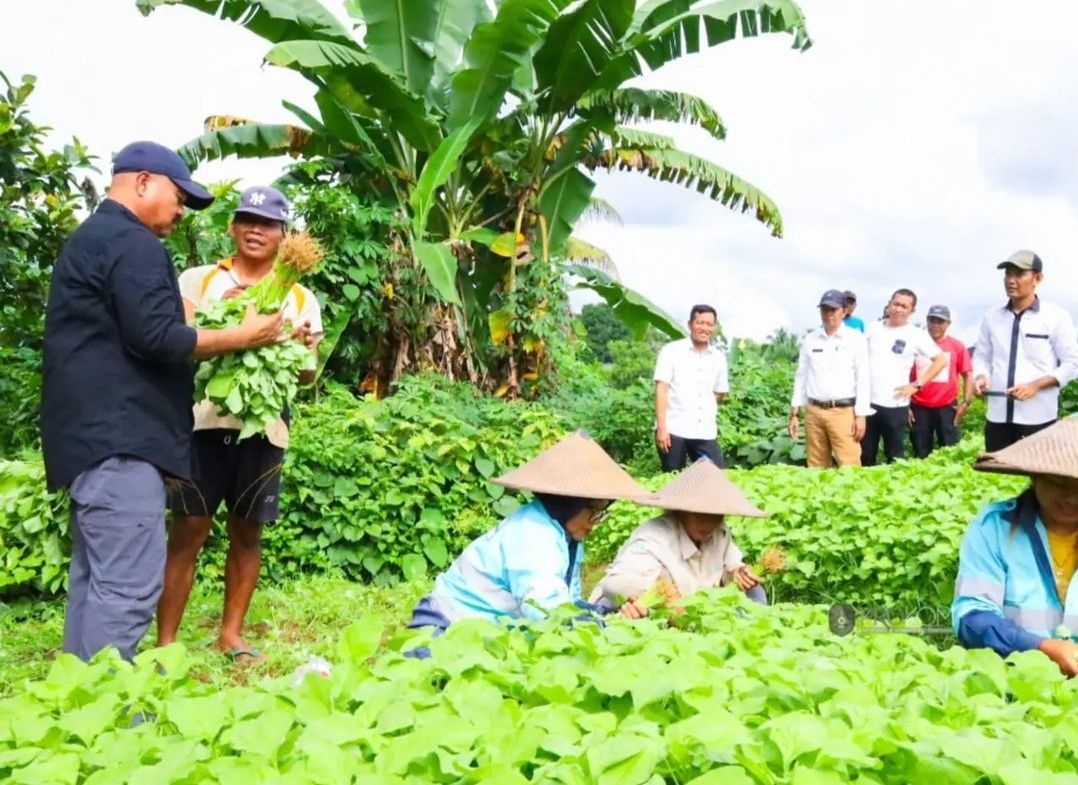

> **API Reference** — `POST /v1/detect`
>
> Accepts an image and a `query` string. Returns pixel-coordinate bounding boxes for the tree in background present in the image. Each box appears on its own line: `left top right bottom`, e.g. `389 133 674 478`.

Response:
139 0 811 396
0 71 96 453
580 303 631 363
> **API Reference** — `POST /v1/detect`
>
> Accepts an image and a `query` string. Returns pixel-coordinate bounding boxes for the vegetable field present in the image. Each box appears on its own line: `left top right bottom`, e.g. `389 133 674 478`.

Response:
4 591 1078 785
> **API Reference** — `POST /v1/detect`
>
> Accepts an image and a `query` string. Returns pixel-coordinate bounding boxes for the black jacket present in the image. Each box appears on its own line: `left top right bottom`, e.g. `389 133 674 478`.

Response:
41 200 197 489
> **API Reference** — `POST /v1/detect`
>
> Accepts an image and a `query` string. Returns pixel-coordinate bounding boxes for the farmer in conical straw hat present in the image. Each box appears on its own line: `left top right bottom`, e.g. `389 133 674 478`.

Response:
407 431 649 631
591 457 768 618
953 418 1078 677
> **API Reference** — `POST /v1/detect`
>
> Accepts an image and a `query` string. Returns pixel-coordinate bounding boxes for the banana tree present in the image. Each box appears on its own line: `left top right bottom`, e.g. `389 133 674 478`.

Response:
138 0 811 394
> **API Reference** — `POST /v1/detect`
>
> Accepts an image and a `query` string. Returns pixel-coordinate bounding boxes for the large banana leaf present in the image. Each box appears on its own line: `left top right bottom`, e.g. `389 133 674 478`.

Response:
264 40 443 151
566 263 685 340
177 122 334 168
356 0 439 94
354 0 491 104
413 240 460 305
577 88 726 142
532 0 635 112
429 0 493 103
538 168 596 256
585 143 783 237
136 0 355 47
447 0 573 131
597 0 811 90
411 121 479 237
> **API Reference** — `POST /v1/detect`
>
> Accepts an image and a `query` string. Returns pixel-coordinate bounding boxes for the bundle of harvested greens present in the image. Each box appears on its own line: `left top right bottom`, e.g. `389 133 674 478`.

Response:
193 232 324 439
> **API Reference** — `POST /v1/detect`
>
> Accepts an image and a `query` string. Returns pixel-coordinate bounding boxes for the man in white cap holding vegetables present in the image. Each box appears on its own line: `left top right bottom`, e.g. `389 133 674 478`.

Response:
592 458 771 618
156 185 323 663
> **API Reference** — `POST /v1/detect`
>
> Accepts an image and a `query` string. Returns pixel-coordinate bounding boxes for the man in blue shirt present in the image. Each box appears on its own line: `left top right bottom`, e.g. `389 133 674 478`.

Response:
42 141 284 661
842 290 865 333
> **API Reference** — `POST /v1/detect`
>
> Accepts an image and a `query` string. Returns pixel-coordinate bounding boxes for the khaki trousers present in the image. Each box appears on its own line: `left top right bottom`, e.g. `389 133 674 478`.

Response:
806 405 862 468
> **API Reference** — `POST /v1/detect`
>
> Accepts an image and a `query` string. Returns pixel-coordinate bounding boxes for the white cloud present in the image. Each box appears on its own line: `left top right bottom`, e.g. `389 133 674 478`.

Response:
3 0 1076 344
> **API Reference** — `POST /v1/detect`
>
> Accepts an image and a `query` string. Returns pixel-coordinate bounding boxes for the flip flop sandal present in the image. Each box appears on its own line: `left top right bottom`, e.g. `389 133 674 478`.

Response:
225 647 265 665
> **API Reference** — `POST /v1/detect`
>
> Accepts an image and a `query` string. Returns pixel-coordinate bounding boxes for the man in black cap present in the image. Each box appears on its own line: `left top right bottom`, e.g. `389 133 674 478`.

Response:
972 250 1078 451
789 289 871 467
842 290 865 333
42 141 285 661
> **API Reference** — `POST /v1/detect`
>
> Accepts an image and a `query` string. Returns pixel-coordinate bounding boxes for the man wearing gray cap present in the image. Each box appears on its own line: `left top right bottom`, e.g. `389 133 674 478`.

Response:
41 142 285 662
789 289 871 467
973 250 1078 451
908 305 973 457
158 186 323 663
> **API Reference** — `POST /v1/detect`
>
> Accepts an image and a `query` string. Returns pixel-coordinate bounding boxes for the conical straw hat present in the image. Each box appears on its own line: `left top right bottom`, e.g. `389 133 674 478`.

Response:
492 431 649 500
638 458 767 517
974 417 1078 479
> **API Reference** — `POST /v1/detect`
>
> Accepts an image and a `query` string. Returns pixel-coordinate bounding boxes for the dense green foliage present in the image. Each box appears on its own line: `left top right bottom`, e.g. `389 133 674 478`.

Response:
5 591 1078 784
0 71 95 454
270 376 562 585
0 459 68 595
579 303 631 363
588 437 1026 623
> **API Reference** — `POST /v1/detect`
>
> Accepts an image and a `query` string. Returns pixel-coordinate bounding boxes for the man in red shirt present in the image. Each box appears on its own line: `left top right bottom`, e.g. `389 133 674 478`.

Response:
908 304 973 457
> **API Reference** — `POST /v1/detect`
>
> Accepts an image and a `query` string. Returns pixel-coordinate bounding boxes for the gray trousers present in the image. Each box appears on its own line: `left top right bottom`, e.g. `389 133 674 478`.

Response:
64 456 166 661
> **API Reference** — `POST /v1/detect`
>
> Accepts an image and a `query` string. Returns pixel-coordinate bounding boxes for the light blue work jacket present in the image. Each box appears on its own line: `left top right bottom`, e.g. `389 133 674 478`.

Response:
427 500 584 623
952 490 1078 655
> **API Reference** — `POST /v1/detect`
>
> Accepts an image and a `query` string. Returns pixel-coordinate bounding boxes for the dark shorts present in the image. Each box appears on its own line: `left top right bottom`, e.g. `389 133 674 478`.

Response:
168 429 284 524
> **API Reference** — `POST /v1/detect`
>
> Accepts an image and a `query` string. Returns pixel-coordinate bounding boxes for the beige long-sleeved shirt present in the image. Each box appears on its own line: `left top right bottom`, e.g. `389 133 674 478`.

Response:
589 514 743 605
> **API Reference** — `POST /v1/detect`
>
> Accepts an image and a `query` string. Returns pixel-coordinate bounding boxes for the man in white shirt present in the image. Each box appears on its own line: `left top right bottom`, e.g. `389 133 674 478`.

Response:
789 289 871 468
972 250 1078 451
654 304 729 470
862 288 947 465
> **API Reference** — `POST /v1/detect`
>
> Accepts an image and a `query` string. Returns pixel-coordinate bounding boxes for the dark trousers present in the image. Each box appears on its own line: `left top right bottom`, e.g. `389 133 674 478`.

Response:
984 420 1055 452
861 405 909 466
659 434 724 471
909 403 960 458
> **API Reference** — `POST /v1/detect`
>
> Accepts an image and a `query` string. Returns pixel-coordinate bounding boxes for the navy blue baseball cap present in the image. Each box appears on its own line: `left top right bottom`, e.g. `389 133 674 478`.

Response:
818 289 846 309
112 141 213 210
234 186 290 223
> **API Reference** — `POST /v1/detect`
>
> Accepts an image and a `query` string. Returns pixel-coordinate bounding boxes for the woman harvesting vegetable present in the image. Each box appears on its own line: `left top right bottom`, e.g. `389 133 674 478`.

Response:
953 418 1078 677
157 186 323 664
407 432 648 631
592 457 769 619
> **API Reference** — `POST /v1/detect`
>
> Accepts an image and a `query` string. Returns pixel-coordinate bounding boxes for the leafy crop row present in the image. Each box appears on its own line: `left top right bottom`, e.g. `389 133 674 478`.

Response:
4 591 1077 784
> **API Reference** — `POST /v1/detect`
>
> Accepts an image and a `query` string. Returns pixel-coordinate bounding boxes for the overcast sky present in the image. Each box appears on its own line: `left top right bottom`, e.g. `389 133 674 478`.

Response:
4 1 1077 342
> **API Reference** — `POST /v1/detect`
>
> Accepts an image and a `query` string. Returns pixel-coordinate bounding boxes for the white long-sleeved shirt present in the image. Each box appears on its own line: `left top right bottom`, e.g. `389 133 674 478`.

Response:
972 298 1078 425
791 324 872 417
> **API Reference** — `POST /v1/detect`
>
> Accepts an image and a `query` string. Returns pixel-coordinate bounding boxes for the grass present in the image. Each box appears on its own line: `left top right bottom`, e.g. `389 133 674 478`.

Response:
0 572 430 697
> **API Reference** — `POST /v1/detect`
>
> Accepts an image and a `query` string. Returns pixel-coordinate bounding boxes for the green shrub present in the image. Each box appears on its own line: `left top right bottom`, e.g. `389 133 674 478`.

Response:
0 458 67 595
587 437 1026 623
270 375 564 585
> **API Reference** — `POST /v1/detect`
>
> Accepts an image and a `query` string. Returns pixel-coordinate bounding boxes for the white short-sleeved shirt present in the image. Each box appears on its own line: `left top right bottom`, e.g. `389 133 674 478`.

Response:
653 338 729 440
178 259 324 445
588 514 743 605
972 298 1078 425
865 322 940 408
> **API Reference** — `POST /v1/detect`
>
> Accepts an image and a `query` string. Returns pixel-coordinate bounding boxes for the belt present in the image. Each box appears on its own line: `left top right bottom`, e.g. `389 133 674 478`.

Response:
809 397 856 409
